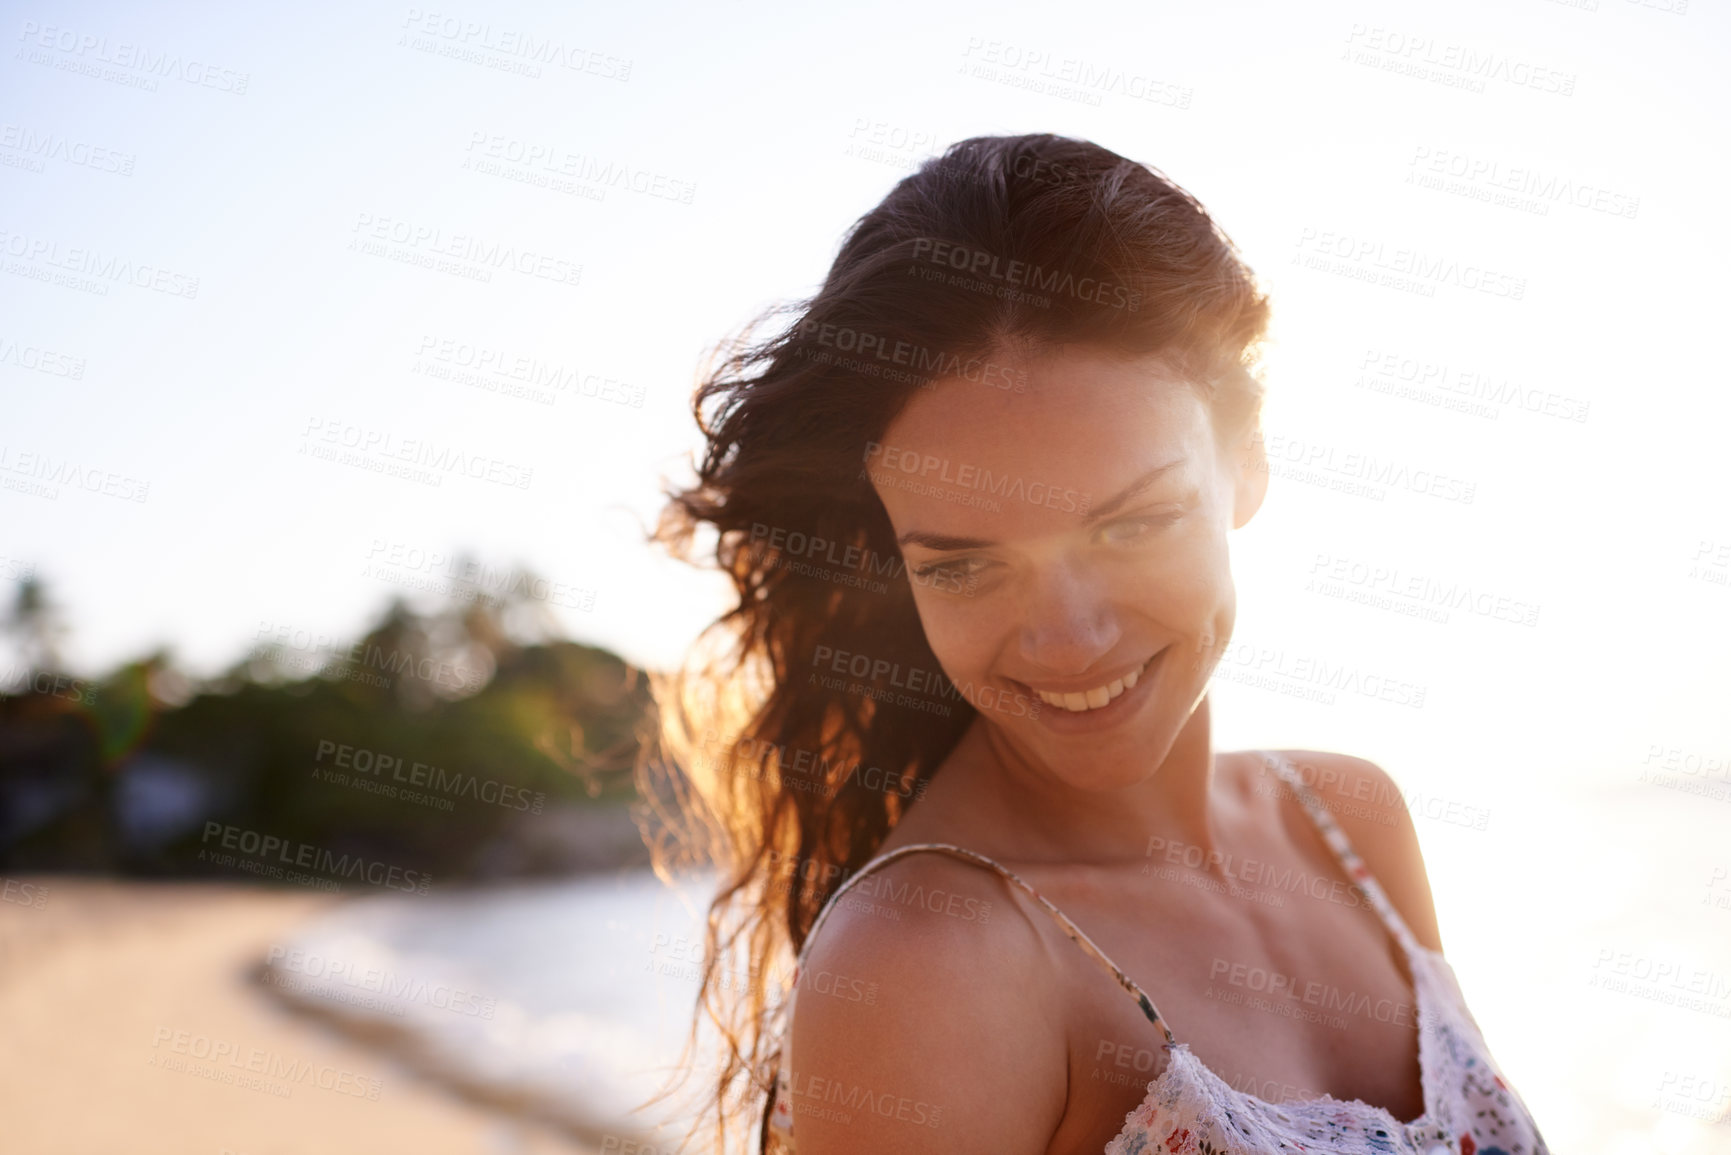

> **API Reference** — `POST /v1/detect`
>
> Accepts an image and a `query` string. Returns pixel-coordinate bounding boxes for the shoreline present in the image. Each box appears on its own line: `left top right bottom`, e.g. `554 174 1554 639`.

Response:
0 875 618 1155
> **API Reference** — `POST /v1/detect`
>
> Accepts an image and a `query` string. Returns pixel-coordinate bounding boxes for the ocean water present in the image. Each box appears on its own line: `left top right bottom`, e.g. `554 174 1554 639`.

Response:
257 777 1731 1155
257 866 727 1147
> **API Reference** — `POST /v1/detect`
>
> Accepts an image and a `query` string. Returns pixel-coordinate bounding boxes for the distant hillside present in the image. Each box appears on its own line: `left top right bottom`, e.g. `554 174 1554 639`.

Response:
0 577 662 884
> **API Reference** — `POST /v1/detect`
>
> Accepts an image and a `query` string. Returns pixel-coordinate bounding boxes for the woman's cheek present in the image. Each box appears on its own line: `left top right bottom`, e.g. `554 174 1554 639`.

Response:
1136 536 1228 607
918 605 992 674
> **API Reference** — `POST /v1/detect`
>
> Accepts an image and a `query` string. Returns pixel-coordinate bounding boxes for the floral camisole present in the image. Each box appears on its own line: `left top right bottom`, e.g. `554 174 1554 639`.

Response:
765 750 1550 1155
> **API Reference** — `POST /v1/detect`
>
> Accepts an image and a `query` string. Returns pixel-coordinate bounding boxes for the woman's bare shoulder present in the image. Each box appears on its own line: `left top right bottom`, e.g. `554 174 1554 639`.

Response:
786 851 1064 1153
1263 748 1446 953
796 848 1052 1008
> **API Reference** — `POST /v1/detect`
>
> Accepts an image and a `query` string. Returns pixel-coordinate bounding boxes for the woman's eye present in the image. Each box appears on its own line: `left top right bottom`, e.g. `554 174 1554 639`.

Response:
909 513 1181 588
913 558 984 580
1100 512 1179 543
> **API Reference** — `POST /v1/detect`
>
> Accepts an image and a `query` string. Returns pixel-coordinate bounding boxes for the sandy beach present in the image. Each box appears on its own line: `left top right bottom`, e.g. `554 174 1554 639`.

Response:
0 876 610 1155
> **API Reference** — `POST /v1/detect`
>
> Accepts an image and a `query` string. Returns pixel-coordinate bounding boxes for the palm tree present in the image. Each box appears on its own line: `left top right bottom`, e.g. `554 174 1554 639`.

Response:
3 574 68 684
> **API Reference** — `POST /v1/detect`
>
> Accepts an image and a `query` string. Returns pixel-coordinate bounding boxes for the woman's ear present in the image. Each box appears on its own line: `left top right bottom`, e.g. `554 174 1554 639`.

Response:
1232 421 1269 529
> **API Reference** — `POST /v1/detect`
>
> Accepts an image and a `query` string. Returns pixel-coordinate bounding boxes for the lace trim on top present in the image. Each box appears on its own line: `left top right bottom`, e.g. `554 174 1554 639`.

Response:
765 751 1550 1155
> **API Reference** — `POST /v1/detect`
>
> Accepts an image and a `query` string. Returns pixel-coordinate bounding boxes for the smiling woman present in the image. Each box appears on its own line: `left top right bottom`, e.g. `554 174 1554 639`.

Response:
865 345 1258 756
638 134 1550 1155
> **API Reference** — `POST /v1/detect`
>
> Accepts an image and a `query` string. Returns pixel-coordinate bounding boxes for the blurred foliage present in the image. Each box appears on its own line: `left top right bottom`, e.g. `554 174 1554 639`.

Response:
0 565 654 881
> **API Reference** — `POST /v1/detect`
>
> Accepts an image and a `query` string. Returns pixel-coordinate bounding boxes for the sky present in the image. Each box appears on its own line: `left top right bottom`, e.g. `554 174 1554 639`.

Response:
5 0 1726 780
4 2 1731 1150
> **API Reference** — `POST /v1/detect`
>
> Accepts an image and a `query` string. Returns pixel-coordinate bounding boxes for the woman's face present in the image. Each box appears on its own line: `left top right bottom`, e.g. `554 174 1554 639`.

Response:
866 344 1268 791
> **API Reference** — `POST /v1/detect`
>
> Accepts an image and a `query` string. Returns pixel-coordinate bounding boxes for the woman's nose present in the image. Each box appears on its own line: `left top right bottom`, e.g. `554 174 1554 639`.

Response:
1016 565 1121 677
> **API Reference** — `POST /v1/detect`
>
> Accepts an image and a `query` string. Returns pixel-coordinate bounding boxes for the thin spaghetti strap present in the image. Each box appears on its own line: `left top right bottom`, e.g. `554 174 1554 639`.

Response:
790 842 1178 1047
1260 750 1423 955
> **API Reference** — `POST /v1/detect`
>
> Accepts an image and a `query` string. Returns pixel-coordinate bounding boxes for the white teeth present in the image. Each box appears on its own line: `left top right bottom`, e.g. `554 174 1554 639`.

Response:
1035 659 1152 713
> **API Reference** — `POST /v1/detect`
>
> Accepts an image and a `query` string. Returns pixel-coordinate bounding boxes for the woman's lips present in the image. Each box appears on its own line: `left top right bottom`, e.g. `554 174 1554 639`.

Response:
1008 648 1169 728
1029 651 1162 713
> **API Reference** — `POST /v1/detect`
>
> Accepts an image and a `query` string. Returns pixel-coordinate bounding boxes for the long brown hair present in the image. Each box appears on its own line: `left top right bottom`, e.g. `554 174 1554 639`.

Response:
635 133 1271 1153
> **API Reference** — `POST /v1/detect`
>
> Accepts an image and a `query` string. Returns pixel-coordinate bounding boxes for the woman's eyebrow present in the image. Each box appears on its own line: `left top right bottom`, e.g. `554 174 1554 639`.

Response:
895 459 1184 550
1083 459 1184 522
896 529 993 550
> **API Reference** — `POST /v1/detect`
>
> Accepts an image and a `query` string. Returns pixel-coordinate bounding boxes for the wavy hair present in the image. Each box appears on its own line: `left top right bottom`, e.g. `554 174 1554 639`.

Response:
634 132 1272 1153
